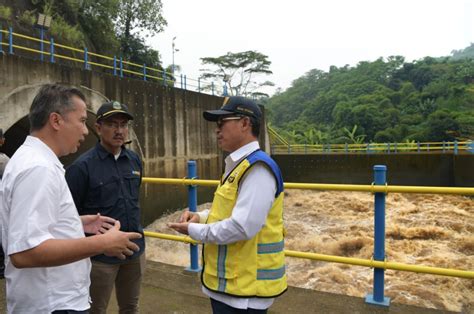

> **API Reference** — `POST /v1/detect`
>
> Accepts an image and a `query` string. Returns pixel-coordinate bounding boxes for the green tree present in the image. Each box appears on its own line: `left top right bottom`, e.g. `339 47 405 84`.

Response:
425 110 459 141
451 43 474 60
301 128 328 144
20 0 167 68
200 51 274 98
340 125 366 144
115 0 167 65
79 0 120 54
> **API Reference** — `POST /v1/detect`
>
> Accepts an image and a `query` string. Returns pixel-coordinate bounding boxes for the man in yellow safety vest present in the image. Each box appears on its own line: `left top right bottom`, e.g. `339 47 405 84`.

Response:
169 96 287 313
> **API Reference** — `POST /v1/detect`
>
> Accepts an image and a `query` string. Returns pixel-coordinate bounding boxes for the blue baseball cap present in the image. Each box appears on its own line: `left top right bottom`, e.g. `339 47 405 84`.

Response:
203 96 262 121
96 101 134 121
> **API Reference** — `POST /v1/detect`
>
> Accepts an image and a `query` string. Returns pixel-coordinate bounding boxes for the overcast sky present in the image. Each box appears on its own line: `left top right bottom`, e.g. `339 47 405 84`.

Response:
147 0 474 96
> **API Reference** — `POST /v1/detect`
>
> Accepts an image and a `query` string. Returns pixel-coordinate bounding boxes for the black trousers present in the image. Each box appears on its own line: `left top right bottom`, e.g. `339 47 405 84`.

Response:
210 298 268 314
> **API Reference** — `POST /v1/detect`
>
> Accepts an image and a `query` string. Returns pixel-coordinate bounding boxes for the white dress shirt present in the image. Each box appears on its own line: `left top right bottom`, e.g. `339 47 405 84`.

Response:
188 141 277 310
0 136 91 313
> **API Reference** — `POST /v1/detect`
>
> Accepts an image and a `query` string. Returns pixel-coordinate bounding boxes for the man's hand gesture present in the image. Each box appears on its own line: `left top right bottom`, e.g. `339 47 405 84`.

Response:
102 221 142 260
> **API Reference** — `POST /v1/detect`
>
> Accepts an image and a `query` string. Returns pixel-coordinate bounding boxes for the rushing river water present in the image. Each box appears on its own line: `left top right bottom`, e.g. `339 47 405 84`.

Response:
145 190 474 312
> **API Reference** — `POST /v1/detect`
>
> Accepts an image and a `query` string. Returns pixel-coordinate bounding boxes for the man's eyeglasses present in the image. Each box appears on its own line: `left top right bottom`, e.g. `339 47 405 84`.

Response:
216 116 244 128
101 121 130 129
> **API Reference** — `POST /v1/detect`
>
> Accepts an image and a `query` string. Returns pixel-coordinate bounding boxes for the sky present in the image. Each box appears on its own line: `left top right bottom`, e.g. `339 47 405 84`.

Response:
147 0 474 96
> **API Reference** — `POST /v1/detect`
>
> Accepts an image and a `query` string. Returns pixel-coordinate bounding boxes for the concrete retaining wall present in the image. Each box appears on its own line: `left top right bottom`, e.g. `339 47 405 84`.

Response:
273 153 474 187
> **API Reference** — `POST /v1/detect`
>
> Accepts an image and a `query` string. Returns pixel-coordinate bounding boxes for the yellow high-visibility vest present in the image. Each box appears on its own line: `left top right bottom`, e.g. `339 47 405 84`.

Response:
202 150 287 297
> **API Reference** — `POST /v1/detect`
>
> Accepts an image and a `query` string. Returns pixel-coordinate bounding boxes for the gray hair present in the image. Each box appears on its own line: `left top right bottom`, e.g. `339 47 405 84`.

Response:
29 84 86 132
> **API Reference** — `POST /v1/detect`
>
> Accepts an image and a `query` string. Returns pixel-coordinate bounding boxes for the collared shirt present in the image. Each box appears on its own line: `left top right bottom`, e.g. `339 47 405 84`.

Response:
0 136 91 313
188 141 277 310
65 142 145 264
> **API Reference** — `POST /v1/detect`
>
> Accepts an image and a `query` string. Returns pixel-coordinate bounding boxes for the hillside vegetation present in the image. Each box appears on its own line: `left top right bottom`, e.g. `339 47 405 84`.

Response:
0 0 167 72
265 46 474 144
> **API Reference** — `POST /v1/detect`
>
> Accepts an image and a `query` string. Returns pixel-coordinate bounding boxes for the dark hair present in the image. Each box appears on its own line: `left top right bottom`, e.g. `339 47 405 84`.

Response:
249 116 260 137
29 84 86 132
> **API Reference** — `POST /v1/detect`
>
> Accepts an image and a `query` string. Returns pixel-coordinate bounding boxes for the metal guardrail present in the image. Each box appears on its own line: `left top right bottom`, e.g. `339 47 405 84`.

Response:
0 27 220 95
143 162 474 307
267 125 289 146
143 232 474 279
142 177 474 195
270 140 474 154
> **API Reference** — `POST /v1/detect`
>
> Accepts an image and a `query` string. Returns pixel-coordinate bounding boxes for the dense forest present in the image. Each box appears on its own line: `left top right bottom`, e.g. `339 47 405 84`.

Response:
264 48 474 144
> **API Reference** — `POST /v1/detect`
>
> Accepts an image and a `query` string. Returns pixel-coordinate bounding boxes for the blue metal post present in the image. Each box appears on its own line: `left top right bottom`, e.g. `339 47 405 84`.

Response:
39 27 44 61
417 141 420 153
113 56 117 76
184 75 187 90
365 165 390 307
387 143 390 154
84 47 88 70
180 74 183 89
186 160 201 272
9 27 13 54
468 140 474 154
198 78 201 92
50 37 55 63
454 140 458 155
442 141 446 153
120 56 123 78
211 82 215 95
143 64 147 81
163 71 167 86
345 143 348 153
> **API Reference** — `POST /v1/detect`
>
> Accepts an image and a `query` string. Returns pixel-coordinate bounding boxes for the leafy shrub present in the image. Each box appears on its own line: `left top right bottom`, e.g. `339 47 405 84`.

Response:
50 16 84 47
0 5 12 20
18 10 36 26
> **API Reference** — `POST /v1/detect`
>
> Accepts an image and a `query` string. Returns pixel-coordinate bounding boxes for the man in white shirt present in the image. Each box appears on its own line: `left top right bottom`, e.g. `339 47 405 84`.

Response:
0 84 143 314
169 96 287 313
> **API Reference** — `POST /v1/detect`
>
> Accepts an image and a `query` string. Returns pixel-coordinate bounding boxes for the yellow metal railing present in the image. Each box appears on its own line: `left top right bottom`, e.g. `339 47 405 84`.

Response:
142 177 474 195
143 231 474 279
267 125 289 146
0 28 217 92
271 141 474 154
0 29 174 84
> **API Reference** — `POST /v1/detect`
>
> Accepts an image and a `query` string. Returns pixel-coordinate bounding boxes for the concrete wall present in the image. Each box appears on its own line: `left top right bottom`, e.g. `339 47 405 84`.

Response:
0 54 226 225
273 153 474 187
